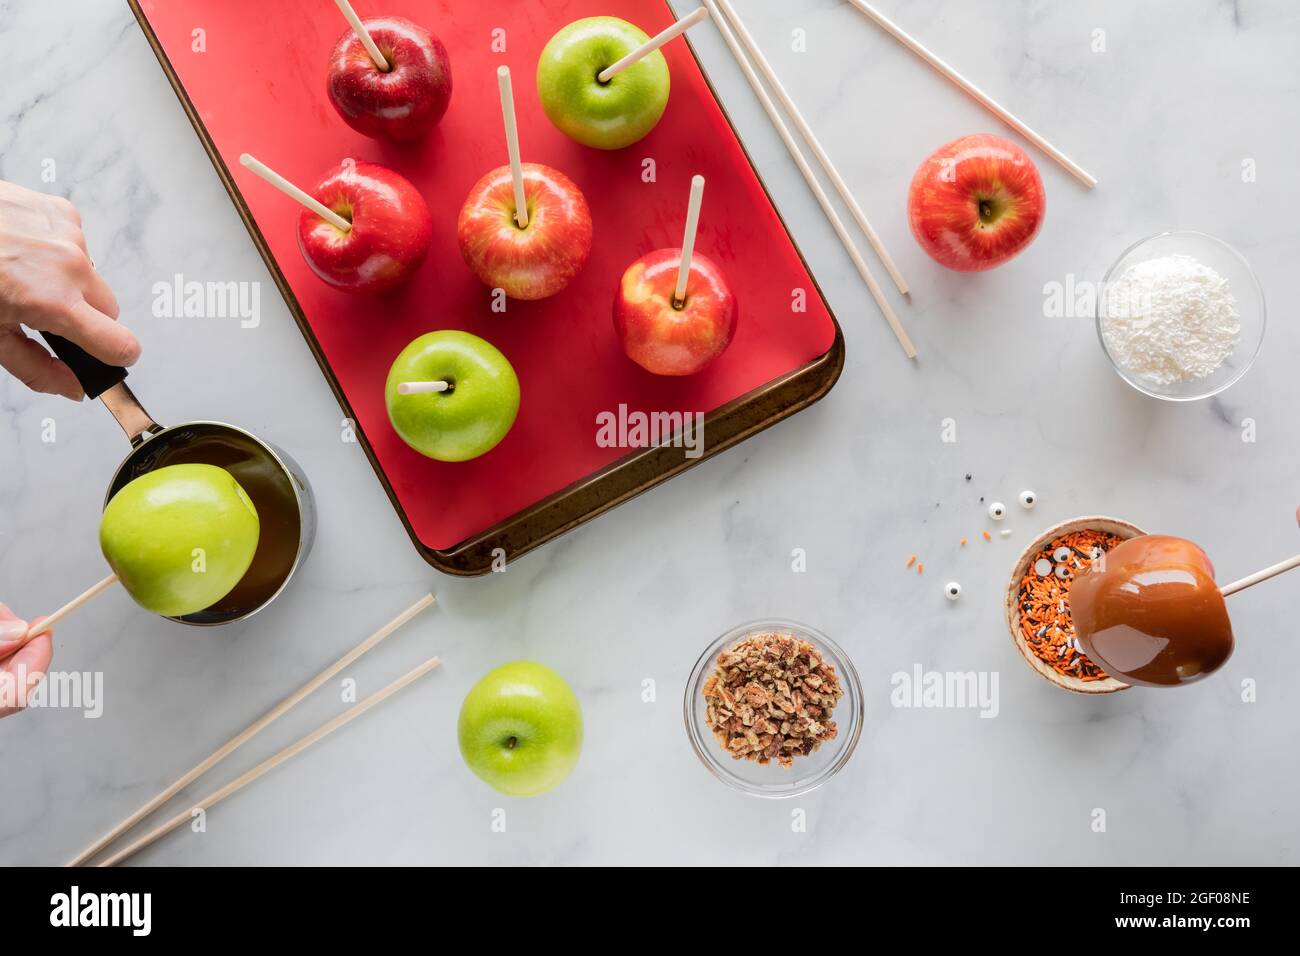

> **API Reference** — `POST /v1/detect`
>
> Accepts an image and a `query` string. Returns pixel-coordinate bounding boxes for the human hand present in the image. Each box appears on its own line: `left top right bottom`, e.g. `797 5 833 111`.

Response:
0 180 139 399
0 604 52 719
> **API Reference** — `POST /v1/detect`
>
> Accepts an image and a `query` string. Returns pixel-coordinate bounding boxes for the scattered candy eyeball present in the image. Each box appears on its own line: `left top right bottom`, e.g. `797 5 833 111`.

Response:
988 502 1006 520
944 581 962 600
1018 490 1036 509
1054 564 1070 579
1034 558 1054 577
1053 546 1072 563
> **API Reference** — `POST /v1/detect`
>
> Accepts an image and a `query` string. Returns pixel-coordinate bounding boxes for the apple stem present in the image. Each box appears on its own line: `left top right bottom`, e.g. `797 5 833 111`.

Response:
1220 552 1300 597
239 154 352 233
674 175 706 305
496 67 530 229
505 736 518 750
597 7 710 83
397 381 450 395
334 0 390 71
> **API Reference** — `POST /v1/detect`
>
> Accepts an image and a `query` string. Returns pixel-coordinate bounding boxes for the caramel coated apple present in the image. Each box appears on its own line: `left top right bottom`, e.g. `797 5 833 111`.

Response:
1070 535 1233 687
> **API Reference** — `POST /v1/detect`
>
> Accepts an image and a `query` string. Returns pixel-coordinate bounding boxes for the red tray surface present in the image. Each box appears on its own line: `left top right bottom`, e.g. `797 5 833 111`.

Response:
140 0 837 549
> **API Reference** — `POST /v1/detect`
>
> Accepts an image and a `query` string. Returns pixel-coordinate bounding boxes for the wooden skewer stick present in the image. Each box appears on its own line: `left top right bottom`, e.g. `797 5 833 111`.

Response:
496 66 529 229
333 0 389 71
19 573 119 649
598 7 710 82
674 175 706 307
844 0 1096 190
698 0 917 358
397 381 450 395
716 0 908 296
1220 553 1300 597
239 154 351 232
96 653 442 868
66 592 436 867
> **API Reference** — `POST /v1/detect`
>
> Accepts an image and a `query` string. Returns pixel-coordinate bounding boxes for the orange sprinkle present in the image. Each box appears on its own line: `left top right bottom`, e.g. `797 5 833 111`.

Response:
960 538 968 547
906 555 917 568
1015 529 1121 681
917 563 924 574
982 531 992 541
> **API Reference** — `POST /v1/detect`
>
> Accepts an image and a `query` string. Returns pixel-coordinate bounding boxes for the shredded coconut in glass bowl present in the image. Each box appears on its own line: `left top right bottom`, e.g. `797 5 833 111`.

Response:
1101 254 1241 385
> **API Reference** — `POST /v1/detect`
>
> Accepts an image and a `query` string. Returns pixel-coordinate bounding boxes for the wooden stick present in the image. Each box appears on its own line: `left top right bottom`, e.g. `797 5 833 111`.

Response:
333 0 389 71
598 7 710 82
844 0 1096 189
698 0 917 358
496 66 529 229
20 573 118 647
397 381 449 395
674 175 706 306
1220 553 1300 597
66 592 436 867
96 653 442 867
239 154 351 232
715 0 908 295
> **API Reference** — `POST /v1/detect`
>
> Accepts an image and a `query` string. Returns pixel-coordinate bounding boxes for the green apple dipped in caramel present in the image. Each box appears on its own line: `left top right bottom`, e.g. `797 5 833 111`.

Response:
536 17 670 150
385 330 521 462
99 463 260 617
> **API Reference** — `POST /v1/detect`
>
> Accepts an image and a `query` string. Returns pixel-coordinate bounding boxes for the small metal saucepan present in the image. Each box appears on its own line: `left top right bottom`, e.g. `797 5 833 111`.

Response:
41 333 316 626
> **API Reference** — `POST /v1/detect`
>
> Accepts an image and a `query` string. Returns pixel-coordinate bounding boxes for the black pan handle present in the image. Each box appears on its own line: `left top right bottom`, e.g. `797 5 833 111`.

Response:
39 331 128 399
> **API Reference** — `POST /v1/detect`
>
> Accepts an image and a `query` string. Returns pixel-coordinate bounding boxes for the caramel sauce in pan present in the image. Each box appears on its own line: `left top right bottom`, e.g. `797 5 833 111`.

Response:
114 427 301 620
1070 535 1234 687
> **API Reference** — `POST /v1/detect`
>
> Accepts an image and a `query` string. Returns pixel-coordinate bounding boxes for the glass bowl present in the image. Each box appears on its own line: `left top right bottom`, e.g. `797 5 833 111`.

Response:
684 618 863 798
1096 230 1265 401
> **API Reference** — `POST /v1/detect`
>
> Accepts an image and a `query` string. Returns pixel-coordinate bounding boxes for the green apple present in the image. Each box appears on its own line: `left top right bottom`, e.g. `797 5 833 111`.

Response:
457 661 583 797
384 330 520 462
99 463 260 617
536 16 670 150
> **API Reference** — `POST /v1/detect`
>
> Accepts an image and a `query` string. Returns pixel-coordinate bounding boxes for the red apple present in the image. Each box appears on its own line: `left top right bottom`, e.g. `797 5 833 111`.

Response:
326 16 452 142
296 160 433 293
457 163 592 300
613 249 737 376
907 133 1045 272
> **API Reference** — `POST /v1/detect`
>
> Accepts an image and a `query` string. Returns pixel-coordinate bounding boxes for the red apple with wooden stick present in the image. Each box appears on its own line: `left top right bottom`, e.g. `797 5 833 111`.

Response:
613 175 737 376
456 67 592 300
325 2 451 142
239 155 432 294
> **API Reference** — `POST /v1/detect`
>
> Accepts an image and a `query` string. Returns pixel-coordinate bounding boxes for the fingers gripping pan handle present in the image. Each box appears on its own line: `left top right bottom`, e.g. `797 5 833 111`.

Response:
39 332 128 399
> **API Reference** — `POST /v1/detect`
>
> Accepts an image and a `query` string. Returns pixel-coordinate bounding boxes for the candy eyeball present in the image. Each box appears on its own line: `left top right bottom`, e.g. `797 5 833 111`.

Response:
988 502 1006 520
1054 564 1070 579
1018 490 1036 509
944 581 962 600
1053 546 1072 563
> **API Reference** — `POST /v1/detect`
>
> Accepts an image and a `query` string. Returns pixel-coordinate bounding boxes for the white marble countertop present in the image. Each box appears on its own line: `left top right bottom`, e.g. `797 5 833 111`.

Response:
2 0 1297 866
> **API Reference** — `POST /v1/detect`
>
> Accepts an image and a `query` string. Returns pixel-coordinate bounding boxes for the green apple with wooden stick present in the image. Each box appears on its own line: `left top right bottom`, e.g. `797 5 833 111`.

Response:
536 15 684 150
385 330 520 462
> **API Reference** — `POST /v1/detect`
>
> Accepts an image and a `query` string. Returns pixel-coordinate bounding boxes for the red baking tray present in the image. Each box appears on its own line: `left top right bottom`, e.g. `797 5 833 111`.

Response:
130 0 843 575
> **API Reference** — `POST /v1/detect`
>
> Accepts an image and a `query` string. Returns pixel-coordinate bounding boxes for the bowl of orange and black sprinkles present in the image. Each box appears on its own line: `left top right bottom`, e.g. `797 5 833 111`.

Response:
1006 517 1141 694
